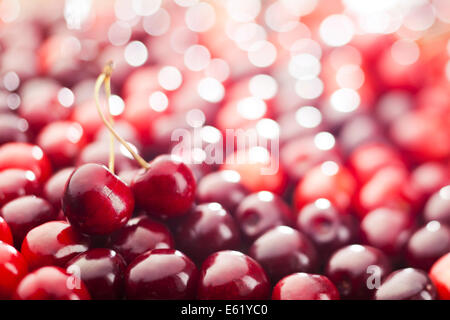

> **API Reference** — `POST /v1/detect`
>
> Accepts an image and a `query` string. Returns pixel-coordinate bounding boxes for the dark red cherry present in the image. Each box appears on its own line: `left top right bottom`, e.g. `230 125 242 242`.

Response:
196 170 249 215
14 266 90 300
296 199 357 258
1 196 57 247
132 155 196 219
406 221 450 270
375 268 437 300
0 143 52 183
37 121 87 168
63 163 134 235
0 216 13 246
235 191 293 241
0 169 40 208
125 249 198 300
197 250 270 300
21 221 90 270
360 207 414 257
175 203 241 262
66 248 126 300
325 244 392 299
43 167 74 211
0 242 28 299
0 114 29 145
248 226 318 283
429 253 450 299
423 186 450 225
272 273 340 300
110 215 174 264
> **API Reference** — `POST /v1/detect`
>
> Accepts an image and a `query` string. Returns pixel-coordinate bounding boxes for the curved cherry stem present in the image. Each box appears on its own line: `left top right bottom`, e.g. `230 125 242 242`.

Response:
94 62 150 170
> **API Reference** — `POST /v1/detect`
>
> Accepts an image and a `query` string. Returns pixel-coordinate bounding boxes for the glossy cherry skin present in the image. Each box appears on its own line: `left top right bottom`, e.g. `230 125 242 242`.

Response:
405 221 450 270
0 169 40 208
272 273 340 300
196 170 249 215
37 121 87 168
375 268 436 300
325 245 392 300
0 242 28 299
176 203 241 262
1 196 57 247
21 221 90 270
0 216 13 245
66 248 126 300
248 226 318 283
197 250 270 300
110 215 174 264
132 155 196 219
0 114 29 145
14 266 90 300
297 200 357 260
430 253 450 299
125 249 198 300
0 143 52 183
423 186 450 225
63 163 134 235
43 167 74 211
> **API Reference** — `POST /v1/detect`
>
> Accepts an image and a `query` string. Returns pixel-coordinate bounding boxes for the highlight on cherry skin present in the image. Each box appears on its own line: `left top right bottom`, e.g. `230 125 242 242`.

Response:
0 0 448 302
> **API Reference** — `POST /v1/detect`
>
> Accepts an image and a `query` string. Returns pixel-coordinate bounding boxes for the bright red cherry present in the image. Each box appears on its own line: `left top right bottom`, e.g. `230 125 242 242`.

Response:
37 121 87 168
0 114 29 145
0 216 13 245
272 273 340 300
296 199 357 258
196 170 249 215
197 250 270 300
43 167 74 211
360 207 414 257
175 203 241 262
71 99 106 140
0 169 40 208
325 244 392 299
110 215 174 264
125 249 198 300
406 221 450 270
429 253 450 300
248 226 318 283
14 266 90 300
375 268 437 300
235 191 293 241
21 221 90 270
1 196 57 247
132 155 196 219
0 143 52 183
423 186 450 225
0 242 28 299
66 248 126 300
63 163 134 235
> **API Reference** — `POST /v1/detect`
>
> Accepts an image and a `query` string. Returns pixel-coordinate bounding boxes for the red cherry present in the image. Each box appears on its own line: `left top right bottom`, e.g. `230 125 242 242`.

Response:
248 226 318 283
0 216 13 245
429 253 450 300
175 203 241 262
132 155 196 219
197 250 270 300
423 186 450 225
14 266 90 300
37 121 87 168
66 248 126 300
0 242 28 299
43 167 75 211
0 143 52 183
110 215 174 264
0 113 29 145
235 191 293 241
1 196 57 247
125 249 198 300
325 244 391 299
0 169 40 208
272 273 340 300
21 221 90 270
71 99 106 140
196 170 249 215
63 163 134 235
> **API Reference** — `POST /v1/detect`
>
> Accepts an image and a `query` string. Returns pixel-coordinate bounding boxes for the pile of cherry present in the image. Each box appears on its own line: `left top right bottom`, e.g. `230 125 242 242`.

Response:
1 4 450 301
